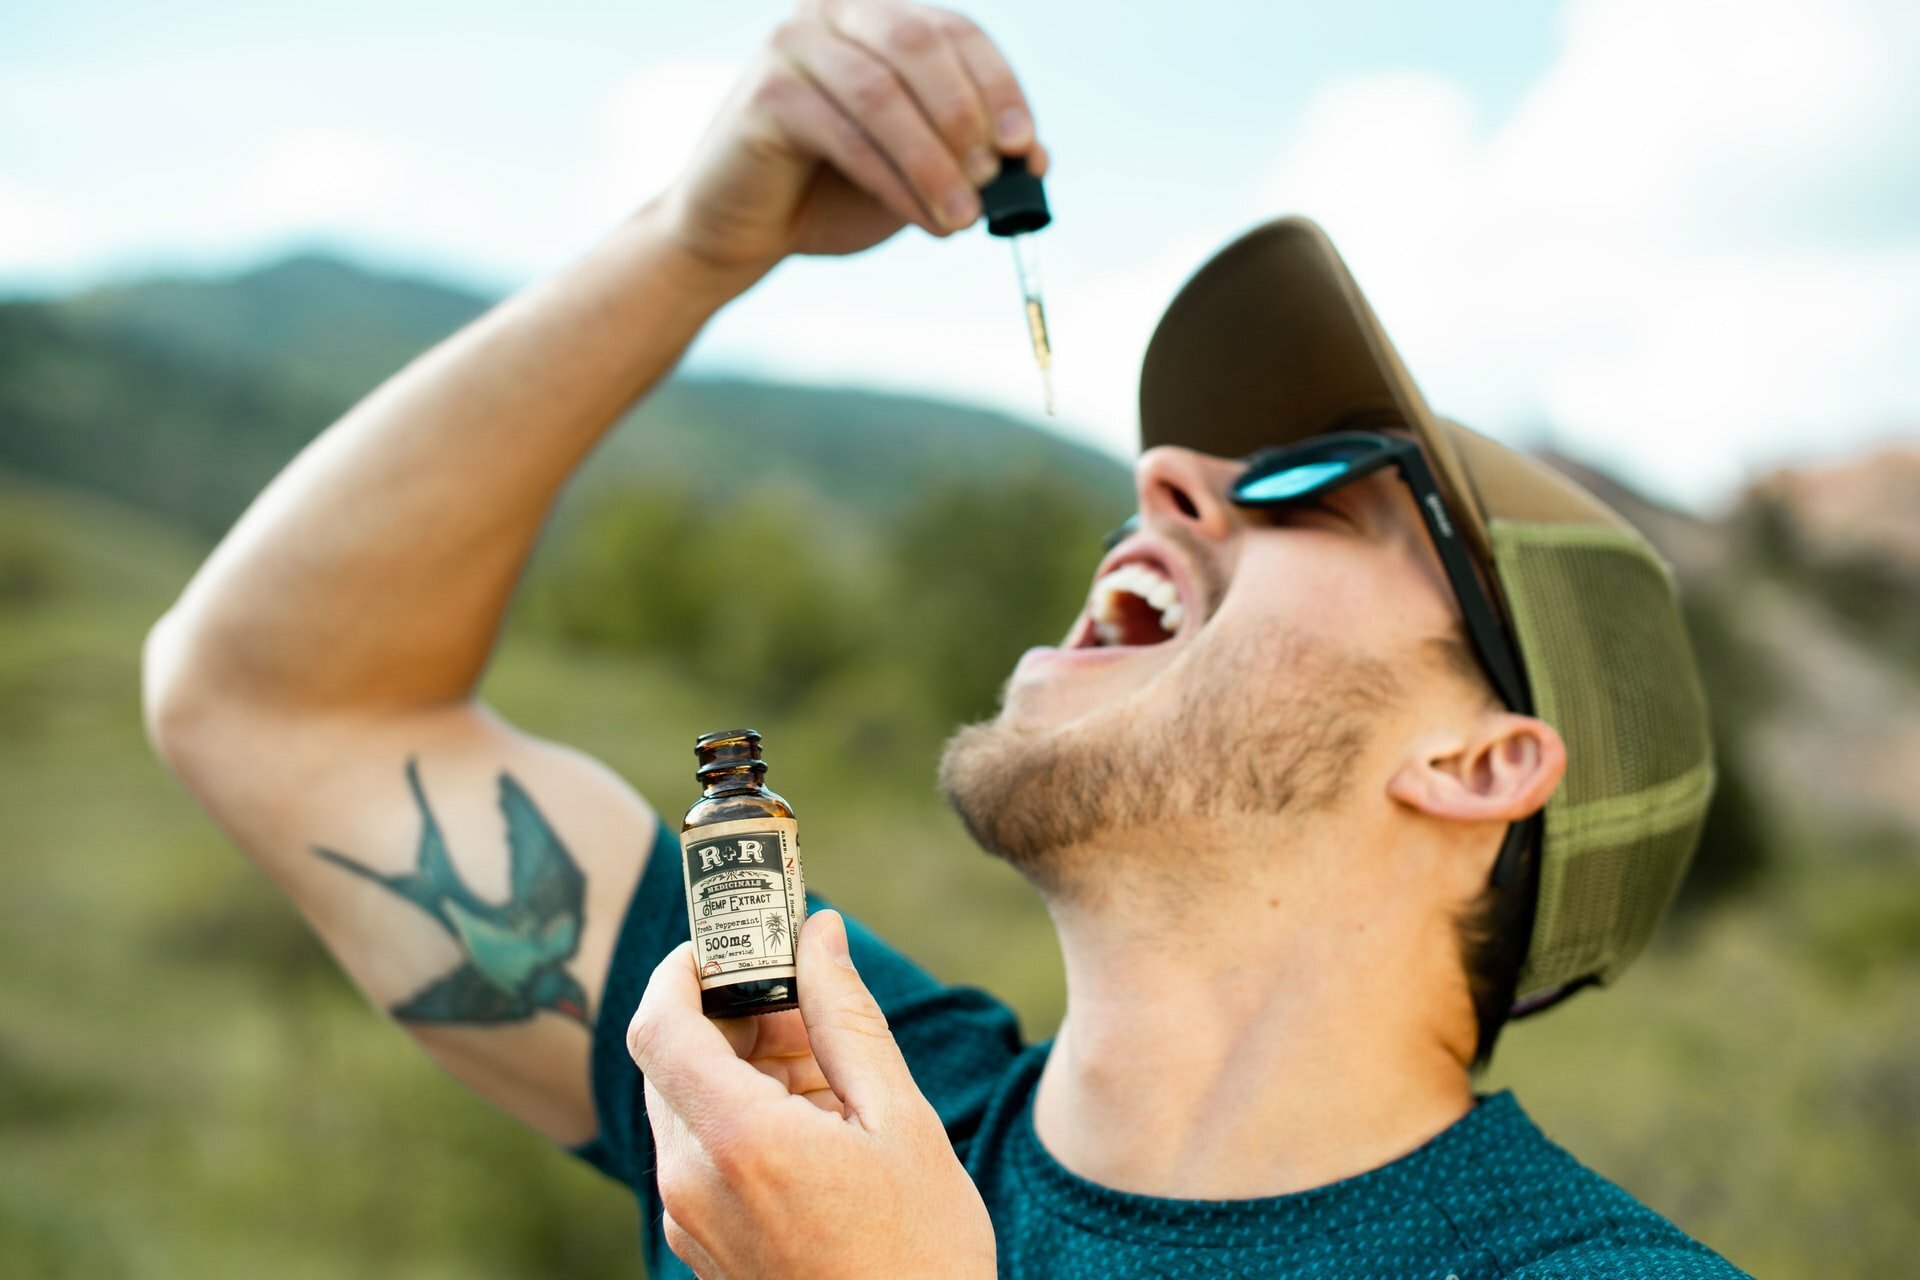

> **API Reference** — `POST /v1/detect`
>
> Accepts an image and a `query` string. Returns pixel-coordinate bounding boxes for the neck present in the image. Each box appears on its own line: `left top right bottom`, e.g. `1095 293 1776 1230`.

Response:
1031 829 1477 1200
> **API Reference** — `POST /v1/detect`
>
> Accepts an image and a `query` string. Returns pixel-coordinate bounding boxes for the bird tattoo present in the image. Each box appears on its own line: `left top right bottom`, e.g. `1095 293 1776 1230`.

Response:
313 759 590 1026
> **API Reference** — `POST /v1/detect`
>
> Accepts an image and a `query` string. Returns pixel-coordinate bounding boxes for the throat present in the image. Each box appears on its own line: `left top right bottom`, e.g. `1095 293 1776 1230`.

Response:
1032 892 1476 1200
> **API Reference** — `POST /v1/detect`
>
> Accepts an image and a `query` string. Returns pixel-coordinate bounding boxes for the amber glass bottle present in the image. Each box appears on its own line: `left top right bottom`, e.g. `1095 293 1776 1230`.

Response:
679 729 806 1017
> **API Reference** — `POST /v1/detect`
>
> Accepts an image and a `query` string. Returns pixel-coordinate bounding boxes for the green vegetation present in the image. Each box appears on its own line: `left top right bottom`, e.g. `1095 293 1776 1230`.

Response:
1 254 1914 1277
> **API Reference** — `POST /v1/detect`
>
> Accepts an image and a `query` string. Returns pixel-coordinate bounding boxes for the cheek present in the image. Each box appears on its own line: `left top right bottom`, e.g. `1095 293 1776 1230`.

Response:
1214 541 1449 672
1216 548 1375 645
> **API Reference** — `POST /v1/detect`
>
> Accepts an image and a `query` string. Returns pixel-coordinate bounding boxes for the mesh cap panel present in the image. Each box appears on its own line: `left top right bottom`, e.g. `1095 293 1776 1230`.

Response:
1491 520 1717 1002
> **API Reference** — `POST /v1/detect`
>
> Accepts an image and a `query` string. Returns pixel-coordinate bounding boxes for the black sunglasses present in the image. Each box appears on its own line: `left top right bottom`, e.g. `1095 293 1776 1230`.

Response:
1107 430 1537 887
1234 432 1531 713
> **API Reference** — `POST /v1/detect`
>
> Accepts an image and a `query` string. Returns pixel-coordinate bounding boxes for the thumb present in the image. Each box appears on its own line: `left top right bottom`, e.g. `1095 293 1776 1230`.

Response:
797 909 916 1128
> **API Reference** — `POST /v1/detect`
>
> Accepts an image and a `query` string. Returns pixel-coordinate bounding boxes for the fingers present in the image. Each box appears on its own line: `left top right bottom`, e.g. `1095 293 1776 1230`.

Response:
651 1107 730 1279
827 2 998 188
627 942 777 1133
715 1008 839 1102
711 1006 806 1059
932 8 1037 156
759 48 940 235
777 20 980 232
795 910 919 1128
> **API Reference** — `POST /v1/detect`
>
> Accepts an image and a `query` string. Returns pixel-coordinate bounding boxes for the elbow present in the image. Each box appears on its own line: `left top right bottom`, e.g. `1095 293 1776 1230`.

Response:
142 606 223 779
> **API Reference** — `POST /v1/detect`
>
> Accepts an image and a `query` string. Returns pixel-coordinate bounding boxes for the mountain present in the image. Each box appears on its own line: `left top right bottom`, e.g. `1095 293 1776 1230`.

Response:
1747 442 1920 576
1715 445 1920 842
47 252 490 402
0 253 1131 539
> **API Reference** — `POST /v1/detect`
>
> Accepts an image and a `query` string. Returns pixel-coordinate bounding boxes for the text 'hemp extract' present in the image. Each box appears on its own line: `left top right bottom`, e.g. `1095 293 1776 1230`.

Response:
679 729 807 1018
980 153 1054 415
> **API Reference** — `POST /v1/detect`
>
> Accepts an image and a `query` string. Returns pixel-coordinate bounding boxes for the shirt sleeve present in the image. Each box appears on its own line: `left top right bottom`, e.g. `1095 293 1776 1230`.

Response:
568 818 1026 1250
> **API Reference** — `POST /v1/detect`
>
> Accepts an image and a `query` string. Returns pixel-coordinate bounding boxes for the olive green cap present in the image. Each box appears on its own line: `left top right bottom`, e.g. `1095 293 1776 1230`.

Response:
1138 216 1715 1011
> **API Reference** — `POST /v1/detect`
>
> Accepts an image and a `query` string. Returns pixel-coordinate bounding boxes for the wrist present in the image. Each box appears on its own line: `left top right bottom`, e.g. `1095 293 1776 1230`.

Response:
616 195 781 312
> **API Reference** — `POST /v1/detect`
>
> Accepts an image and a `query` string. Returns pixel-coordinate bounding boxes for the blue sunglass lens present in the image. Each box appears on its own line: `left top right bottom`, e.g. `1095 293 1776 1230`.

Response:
1237 458 1352 503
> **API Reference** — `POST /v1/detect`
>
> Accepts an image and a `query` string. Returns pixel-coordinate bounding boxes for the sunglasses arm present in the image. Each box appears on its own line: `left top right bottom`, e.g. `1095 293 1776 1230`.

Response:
1396 451 1532 718
1395 449 1540 890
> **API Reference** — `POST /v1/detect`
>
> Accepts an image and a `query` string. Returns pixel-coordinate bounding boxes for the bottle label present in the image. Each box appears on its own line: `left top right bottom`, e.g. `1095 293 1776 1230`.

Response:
678 817 806 992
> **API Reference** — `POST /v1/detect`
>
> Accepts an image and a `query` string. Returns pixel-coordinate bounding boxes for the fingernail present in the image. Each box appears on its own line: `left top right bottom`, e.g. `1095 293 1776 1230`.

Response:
942 187 980 229
996 108 1031 148
965 146 999 187
819 911 855 969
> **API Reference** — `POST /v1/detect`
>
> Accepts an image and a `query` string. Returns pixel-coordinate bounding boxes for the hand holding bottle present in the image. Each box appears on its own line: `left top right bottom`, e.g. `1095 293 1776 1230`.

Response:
628 910 996 1278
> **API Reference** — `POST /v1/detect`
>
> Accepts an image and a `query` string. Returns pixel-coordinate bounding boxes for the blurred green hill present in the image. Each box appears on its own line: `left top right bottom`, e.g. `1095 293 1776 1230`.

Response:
1 253 1916 1278
0 253 1125 537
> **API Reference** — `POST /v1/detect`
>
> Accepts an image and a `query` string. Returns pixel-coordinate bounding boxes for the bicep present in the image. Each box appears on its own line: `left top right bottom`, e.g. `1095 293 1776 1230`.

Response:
160 701 658 1145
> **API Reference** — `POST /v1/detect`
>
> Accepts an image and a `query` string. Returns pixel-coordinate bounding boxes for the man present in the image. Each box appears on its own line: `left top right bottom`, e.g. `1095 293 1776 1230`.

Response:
143 1 1744 1275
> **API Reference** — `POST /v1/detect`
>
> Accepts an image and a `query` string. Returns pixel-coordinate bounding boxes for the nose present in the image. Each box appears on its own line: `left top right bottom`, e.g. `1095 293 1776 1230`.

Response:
1133 446 1237 541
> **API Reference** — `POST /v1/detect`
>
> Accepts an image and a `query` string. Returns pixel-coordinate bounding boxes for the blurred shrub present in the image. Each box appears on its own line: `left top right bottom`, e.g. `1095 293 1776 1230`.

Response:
0 1195 135 1280
883 468 1116 726
1672 583 1775 913
524 466 1117 733
1801 839 1920 986
0 1035 122 1129
526 480 870 711
145 867 354 1000
0 507 73 606
1734 492 1920 673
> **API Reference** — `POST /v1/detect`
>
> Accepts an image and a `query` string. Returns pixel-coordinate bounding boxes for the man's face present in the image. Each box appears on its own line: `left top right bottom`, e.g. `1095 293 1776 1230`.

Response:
939 438 1474 890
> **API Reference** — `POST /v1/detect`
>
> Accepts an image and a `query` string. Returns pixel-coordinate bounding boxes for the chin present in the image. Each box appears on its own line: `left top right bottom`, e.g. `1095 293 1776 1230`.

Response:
938 648 1187 886
941 624 1393 896
995 665 1091 735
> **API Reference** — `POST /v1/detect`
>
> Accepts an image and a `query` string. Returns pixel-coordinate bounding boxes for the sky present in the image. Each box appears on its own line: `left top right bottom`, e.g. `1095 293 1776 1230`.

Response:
3 0 1917 507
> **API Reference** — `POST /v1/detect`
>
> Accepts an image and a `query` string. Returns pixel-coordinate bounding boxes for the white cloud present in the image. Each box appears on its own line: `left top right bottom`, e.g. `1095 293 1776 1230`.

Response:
1254 0 1920 504
237 130 397 225
686 223 1241 463
0 178 81 276
574 60 738 231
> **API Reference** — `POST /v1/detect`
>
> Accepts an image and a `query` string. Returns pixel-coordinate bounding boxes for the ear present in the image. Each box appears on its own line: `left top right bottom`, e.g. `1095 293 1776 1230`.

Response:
1387 712 1566 825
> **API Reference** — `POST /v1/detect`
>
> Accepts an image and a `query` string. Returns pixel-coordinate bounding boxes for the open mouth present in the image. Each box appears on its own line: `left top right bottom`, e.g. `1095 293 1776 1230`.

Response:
1074 554 1190 649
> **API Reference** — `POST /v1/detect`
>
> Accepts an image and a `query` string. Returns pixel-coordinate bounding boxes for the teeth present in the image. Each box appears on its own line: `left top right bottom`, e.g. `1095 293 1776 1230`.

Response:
1090 561 1185 643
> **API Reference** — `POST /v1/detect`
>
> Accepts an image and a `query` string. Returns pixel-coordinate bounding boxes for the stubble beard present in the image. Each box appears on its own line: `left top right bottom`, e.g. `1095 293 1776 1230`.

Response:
938 624 1398 903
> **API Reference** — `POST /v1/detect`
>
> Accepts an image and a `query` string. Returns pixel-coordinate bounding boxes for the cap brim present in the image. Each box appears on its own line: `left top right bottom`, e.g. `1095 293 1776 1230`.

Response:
1139 216 1509 562
1138 216 1630 551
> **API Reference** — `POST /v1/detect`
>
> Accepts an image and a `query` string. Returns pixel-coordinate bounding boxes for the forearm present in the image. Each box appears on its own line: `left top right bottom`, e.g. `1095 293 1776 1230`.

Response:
147 203 764 722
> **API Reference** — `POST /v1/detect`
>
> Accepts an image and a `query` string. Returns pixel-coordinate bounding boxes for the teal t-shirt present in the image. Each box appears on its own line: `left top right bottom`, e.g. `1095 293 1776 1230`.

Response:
574 823 1748 1279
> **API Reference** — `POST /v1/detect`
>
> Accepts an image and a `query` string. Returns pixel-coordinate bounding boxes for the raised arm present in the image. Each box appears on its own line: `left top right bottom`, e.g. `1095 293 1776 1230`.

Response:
142 0 1043 1146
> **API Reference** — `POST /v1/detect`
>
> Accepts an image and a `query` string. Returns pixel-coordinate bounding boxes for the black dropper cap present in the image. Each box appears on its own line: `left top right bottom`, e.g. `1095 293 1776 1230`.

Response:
980 154 1051 237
